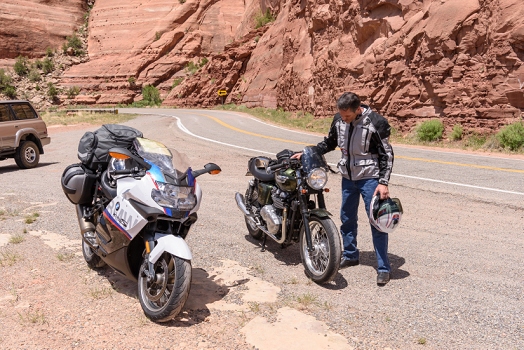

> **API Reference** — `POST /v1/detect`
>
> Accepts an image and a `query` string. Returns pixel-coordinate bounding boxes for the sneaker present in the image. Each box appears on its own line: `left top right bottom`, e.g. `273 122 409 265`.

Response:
377 272 390 285
340 257 359 269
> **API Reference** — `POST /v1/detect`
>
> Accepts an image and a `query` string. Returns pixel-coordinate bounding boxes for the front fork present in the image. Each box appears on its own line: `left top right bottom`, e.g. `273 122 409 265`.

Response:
142 223 157 282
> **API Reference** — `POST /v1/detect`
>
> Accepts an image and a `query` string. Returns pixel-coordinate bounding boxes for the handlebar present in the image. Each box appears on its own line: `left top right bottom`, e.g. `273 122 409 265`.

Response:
265 158 301 174
109 167 143 176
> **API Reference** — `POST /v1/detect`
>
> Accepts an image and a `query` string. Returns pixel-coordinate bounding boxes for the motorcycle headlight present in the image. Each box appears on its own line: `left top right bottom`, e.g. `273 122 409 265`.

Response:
307 168 328 190
151 182 196 210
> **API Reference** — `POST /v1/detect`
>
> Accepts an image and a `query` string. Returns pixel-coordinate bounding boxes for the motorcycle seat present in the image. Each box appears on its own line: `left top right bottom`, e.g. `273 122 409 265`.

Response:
100 170 117 199
248 156 274 182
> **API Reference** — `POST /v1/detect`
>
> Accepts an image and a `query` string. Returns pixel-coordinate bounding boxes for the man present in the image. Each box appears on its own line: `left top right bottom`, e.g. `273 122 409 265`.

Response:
293 92 394 285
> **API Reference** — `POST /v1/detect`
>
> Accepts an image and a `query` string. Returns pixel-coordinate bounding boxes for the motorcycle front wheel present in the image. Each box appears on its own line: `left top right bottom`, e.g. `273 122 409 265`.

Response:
299 216 341 284
138 253 192 322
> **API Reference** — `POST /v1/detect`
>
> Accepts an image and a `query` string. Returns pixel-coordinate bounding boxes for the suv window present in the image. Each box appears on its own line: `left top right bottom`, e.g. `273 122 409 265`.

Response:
0 104 12 122
11 104 37 120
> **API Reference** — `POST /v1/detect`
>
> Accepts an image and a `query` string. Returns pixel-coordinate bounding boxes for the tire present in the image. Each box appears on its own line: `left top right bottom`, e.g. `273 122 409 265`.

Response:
81 239 106 268
138 253 192 322
244 188 264 240
299 216 341 284
14 141 40 169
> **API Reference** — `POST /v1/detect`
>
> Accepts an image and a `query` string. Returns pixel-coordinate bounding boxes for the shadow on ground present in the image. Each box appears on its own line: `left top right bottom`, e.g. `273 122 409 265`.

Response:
95 266 229 327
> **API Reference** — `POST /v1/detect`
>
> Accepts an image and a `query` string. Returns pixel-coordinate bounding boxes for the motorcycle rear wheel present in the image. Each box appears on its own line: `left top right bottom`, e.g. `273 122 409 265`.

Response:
299 216 341 284
244 188 263 240
138 253 192 322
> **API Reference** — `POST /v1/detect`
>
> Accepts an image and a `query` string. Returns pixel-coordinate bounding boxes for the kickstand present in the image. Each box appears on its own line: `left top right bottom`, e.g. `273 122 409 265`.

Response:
261 234 267 252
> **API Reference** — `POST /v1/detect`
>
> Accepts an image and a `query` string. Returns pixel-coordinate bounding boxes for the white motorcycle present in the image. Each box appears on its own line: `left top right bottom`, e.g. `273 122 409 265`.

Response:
62 131 220 322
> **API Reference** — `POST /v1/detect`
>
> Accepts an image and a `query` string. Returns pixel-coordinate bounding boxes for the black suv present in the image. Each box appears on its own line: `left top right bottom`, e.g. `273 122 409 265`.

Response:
0 100 51 169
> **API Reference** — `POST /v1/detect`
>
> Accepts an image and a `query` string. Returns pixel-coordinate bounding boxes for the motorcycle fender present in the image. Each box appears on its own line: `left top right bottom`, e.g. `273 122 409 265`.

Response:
148 234 192 263
309 208 332 218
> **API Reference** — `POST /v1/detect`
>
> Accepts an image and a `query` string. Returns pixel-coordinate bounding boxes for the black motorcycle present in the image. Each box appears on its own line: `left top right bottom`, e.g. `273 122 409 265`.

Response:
235 146 341 284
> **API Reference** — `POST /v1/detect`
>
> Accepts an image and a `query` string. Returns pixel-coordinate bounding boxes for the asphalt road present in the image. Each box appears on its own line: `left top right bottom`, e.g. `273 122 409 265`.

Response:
1 109 523 349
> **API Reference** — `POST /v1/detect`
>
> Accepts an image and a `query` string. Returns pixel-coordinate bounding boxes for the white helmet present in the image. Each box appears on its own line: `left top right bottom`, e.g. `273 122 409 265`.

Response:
369 196 403 233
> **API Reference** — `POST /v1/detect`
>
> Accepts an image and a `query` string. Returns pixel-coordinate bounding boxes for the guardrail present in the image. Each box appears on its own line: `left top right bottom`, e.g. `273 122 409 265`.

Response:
66 108 118 114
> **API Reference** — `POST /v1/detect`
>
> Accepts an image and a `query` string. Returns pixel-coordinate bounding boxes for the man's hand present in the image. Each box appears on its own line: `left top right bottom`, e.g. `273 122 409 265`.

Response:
290 152 302 160
374 184 389 200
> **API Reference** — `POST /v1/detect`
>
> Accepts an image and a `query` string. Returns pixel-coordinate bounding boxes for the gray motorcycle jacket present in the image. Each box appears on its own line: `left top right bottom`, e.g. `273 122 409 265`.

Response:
316 105 394 185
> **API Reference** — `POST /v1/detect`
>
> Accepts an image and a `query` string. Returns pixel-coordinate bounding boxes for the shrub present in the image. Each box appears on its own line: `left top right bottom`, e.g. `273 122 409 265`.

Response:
47 82 59 100
142 85 161 105
46 47 54 57
172 78 184 89
0 69 12 89
63 34 84 56
14 56 29 76
34 59 43 69
255 9 275 29
28 69 41 82
128 76 136 85
154 32 161 41
497 121 524 151
42 58 54 74
4 85 16 98
66 86 81 99
416 119 444 142
449 124 463 141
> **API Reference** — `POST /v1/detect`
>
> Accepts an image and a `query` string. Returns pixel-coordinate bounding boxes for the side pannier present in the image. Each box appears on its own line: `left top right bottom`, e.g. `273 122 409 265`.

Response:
61 163 97 205
78 124 143 171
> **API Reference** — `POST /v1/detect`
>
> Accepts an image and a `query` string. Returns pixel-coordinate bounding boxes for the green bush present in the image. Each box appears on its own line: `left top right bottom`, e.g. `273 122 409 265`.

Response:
14 56 29 76
63 34 84 56
497 121 524 151
34 60 44 69
66 86 81 99
449 124 463 141
128 76 136 85
255 9 275 29
47 82 59 100
42 58 54 74
4 85 16 98
171 78 184 89
416 119 444 142
0 69 12 89
46 47 54 57
142 85 161 105
28 69 41 82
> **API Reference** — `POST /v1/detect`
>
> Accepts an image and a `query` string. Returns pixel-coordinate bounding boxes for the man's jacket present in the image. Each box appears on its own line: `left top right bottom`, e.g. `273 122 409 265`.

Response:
316 105 394 185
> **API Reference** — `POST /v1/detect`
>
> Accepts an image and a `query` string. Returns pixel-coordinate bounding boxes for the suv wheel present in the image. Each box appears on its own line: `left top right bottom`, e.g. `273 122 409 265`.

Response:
14 141 40 169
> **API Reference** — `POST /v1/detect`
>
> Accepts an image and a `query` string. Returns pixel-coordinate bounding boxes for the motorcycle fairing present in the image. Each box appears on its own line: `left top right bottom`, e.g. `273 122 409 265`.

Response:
149 233 192 262
104 194 148 239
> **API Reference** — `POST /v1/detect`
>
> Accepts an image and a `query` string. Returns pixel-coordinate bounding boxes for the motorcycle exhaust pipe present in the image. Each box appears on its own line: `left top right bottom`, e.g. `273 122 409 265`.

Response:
75 204 96 235
235 192 251 216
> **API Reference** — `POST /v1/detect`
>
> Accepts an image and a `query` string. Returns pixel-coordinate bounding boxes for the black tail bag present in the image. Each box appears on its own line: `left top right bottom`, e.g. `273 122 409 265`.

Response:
77 124 143 171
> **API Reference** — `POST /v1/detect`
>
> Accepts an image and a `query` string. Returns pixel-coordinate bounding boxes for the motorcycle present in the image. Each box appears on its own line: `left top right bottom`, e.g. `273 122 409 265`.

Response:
62 132 220 322
235 146 341 284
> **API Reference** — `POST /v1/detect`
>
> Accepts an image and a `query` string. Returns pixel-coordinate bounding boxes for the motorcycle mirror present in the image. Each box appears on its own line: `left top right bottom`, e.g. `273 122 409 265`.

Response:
204 163 221 175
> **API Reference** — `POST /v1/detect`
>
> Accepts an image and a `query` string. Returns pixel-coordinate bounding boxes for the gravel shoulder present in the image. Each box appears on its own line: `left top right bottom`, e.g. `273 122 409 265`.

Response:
0 114 522 349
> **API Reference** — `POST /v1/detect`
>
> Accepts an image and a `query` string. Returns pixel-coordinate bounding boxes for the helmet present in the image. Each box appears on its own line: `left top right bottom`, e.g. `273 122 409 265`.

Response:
369 196 403 233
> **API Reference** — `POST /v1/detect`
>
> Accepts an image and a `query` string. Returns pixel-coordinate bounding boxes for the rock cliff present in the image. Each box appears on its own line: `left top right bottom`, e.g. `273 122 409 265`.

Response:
2 0 524 133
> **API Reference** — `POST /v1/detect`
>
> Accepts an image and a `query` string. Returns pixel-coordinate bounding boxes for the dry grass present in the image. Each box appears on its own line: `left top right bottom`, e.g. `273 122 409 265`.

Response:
42 110 135 126
89 286 114 300
9 233 25 244
0 250 22 267
18 308 47 325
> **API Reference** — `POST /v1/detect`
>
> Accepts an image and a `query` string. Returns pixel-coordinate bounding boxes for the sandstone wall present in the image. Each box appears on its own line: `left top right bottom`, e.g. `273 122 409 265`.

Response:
54 0 524 132
0 0 87 59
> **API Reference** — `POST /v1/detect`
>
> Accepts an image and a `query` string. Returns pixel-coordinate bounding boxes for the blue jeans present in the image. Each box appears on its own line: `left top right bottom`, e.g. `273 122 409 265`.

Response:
340 177 390 273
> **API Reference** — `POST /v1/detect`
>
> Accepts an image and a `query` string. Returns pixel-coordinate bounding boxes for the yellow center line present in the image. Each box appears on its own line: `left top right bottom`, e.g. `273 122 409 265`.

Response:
197 113 309 146
197 113 524 174
395 156 524 174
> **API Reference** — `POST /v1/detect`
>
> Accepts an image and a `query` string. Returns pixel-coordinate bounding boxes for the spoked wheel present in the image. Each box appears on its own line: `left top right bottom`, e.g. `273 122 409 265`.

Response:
138 253 192 322
81 239 106 268
299 216 341 284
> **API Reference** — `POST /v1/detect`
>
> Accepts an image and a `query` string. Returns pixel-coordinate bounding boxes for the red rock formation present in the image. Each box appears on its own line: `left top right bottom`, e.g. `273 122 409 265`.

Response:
4 0 522 133
0 0 87 59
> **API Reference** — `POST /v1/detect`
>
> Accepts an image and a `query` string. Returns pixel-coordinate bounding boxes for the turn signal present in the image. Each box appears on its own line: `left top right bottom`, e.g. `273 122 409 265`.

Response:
301 189 308 194
324 188 330 193
209 169 221 175
109 152 130 160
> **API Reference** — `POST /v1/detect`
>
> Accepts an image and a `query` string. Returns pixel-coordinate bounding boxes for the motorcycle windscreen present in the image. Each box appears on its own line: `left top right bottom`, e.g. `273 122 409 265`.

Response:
301 145 328 173
134 137 191 181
